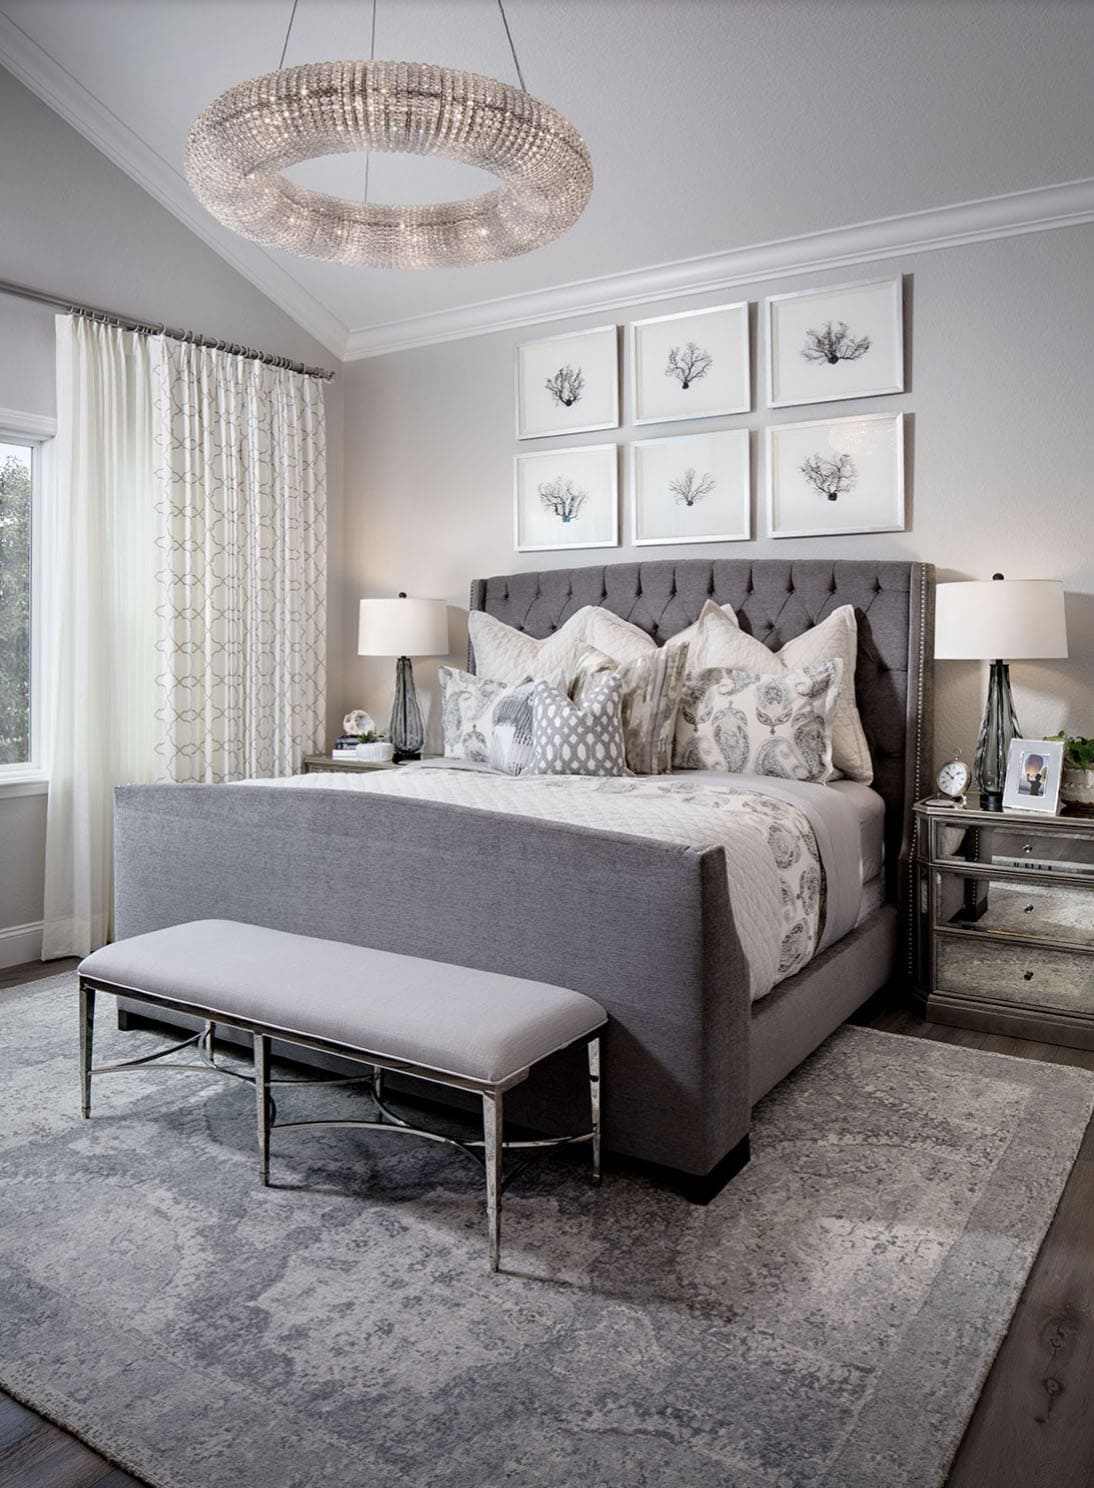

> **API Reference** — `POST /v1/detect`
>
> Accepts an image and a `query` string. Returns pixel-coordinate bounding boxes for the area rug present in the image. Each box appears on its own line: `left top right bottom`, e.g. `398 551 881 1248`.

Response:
1 975 1091 1488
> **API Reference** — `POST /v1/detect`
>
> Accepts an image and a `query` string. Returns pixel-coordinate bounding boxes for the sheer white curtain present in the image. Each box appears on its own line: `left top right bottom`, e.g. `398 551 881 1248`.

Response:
42 316 157 957
42 320 327 957
151 340 327 782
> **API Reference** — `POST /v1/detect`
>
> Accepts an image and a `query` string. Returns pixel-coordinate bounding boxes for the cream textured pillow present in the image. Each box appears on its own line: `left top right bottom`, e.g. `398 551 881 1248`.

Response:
583 608 657 664
468 607 595 686
569 644 688 775
668 600 872 783
674 660 844 783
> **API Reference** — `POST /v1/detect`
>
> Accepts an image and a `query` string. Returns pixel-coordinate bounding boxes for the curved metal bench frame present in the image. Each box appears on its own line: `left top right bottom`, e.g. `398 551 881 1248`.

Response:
79 974 604 1272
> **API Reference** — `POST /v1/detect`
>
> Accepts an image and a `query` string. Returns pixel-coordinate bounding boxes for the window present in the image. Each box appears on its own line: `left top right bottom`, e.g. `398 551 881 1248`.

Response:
0 411 53 788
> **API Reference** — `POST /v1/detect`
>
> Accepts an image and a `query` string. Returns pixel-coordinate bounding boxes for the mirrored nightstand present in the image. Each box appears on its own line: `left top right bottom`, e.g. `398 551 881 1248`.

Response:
913 800 1094 1048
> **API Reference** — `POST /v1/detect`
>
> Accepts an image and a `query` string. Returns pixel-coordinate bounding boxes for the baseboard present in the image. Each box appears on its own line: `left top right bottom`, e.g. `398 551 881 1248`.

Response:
0 920 44 968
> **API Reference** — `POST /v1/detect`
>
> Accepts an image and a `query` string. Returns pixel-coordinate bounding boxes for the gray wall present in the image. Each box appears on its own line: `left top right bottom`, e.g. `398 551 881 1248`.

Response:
0 68 344 946
341 225 1093 766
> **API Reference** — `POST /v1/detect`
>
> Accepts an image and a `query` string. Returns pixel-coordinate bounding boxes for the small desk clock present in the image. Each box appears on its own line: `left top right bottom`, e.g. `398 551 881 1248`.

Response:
927 756 971 807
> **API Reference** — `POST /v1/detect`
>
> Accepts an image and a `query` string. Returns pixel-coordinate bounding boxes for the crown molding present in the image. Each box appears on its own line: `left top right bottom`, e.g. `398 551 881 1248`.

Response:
0 14 348 363
344 176 1094 360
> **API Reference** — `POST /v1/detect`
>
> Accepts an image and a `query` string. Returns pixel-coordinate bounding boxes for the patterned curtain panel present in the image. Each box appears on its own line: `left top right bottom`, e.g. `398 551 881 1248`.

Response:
151 340 327 783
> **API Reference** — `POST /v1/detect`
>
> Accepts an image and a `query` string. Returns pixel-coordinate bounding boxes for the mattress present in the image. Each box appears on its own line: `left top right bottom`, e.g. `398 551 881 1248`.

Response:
244 766 884 1003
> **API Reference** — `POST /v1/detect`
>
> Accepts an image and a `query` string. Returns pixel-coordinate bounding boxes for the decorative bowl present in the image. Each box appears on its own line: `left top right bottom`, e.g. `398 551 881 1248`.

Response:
355 740 395 764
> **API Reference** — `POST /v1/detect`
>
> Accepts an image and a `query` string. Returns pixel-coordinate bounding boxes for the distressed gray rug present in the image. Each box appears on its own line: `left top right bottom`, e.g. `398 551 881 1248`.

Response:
1 975 1091 1488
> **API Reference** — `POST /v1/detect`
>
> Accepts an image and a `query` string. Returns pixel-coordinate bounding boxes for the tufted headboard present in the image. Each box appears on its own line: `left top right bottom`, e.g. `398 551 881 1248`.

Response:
469 558 934 899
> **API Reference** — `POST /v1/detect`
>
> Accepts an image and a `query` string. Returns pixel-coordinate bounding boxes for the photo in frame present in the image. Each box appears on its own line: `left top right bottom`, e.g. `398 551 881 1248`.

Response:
766 277 903 409
631 429 750 546
514 444 619 552
1002 737 1064 815
516 325 619 439
631 302 750 425
767 412 904 538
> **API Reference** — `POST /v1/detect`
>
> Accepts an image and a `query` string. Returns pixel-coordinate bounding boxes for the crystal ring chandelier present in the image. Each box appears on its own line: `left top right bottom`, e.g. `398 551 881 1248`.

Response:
186 48 592 271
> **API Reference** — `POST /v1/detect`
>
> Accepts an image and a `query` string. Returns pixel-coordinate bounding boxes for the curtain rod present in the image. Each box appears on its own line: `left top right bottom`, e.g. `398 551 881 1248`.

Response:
0 277 337 382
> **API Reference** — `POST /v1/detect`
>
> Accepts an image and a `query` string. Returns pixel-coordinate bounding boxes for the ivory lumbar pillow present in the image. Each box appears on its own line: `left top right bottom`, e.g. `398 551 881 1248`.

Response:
568 645 687 775
674 660 844 784
668 600 872 783
468 607 596 686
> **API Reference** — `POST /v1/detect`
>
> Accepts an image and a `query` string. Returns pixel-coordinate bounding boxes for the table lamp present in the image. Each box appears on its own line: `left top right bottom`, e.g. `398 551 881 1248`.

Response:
358 593 449 761
934 573 1068 810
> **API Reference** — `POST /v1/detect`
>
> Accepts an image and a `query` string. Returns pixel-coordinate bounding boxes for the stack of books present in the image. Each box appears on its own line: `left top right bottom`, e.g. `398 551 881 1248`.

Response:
332 735 365 760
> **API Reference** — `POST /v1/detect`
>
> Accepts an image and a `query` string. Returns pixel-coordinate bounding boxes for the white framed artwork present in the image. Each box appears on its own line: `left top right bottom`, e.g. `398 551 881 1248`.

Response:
631 430 750 546
766 412 905 539
516 325 619 439
514 444 619 552
631 302 750 425
766 277 903 409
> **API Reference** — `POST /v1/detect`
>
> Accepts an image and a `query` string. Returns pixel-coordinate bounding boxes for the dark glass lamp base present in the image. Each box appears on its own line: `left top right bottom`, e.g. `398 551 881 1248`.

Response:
979 789 1003 812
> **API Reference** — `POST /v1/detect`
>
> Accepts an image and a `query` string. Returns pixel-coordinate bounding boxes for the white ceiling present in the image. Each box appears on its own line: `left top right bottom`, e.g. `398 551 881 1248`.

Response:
1 0 1092 360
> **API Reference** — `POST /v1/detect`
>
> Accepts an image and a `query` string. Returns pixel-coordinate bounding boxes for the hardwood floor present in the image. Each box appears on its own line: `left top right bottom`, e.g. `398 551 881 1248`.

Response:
1 960 1091 1487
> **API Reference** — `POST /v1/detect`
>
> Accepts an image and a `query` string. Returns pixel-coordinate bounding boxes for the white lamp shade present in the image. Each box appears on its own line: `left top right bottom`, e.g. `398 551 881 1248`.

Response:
934 579 1068 661
358 596 449 657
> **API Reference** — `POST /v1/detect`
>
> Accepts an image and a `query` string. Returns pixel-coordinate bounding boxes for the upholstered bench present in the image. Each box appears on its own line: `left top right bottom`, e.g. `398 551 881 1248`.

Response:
77 920 607 1270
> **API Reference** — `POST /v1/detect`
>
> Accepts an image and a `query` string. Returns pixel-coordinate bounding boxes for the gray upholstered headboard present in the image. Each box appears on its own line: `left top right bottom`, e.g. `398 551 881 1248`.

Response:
469 558 935 895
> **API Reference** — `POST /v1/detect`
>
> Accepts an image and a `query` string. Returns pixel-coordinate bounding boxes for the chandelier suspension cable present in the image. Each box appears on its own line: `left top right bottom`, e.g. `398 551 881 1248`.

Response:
363 0 378 205
496 0 528 92
277 0 300 69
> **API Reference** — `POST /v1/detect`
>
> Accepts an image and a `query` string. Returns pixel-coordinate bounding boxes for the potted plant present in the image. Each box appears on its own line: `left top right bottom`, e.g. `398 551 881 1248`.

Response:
1045 733 1094 812
352 729 395 765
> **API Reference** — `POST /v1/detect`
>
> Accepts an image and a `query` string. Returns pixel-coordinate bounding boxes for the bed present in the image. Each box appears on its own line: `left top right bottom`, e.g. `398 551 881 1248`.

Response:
112 557 934 1196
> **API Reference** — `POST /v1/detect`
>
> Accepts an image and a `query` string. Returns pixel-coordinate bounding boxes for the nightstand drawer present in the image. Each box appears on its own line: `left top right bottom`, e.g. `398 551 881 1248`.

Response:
935 936 1094 1017
934 870 1094 950
931 817 1094 878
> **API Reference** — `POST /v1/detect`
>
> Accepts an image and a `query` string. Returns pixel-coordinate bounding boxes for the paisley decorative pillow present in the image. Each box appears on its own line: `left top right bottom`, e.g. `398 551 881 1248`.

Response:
568 645 687 774
530 675 627 777
439 667 536 774
673 660 843 783
666 600 872 783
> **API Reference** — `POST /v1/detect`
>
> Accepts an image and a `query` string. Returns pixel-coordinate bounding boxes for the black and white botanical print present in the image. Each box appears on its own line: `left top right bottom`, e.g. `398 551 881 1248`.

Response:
802 320 871 365
669 467 716 507
539 476 588 523
665 341 713 390
800 451 857 501
544 364 585 407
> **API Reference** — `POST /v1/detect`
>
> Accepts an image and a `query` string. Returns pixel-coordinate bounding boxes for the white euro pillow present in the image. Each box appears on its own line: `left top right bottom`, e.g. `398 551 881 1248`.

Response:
468 606 596 686
668 599 873 783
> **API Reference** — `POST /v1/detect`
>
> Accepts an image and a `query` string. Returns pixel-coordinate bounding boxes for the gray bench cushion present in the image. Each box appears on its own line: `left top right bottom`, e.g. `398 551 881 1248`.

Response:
79 920 606 1085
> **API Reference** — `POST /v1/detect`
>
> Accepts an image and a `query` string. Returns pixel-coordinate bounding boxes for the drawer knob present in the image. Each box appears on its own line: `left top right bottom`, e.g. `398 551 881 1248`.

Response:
1024 904 1035 914
1023 970 1034 981
1023 843 1033 855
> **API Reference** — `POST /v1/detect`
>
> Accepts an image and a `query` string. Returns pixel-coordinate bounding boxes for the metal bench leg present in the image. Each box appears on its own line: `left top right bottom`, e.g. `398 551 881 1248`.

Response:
588 1036 602 1184
482 1089 503 1272
255 1034 270 1185
79 980 94 1119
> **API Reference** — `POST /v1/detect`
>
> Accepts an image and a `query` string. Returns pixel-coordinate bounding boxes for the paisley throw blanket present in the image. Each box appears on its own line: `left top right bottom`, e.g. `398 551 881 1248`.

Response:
245 768 865 1001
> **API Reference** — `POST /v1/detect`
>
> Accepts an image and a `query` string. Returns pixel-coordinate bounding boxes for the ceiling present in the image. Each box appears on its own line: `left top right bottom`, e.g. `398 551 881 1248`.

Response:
1 0 1092 360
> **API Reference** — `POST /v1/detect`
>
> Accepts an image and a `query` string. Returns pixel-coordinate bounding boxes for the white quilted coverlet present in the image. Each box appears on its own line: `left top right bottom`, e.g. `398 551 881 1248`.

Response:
243 769 840 1002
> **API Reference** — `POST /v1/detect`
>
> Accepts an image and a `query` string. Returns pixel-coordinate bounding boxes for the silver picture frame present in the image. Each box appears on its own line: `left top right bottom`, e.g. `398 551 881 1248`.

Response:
766 411 905 538
630 302 750 425
765 276 904 409
516 325 620 440
514 443 619 553
631 429 751 546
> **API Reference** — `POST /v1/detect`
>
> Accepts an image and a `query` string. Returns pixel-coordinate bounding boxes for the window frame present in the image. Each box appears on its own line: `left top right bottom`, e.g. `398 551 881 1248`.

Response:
0 407 55 796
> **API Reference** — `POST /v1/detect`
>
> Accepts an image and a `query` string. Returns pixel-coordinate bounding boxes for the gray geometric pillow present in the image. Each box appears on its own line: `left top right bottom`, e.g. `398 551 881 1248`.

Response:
530 675 627 777
673 659 843 783
439 667 536 774
568 644 688 775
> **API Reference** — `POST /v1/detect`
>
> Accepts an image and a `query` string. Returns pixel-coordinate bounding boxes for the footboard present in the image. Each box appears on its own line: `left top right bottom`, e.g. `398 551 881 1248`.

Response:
113 784 751 1178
